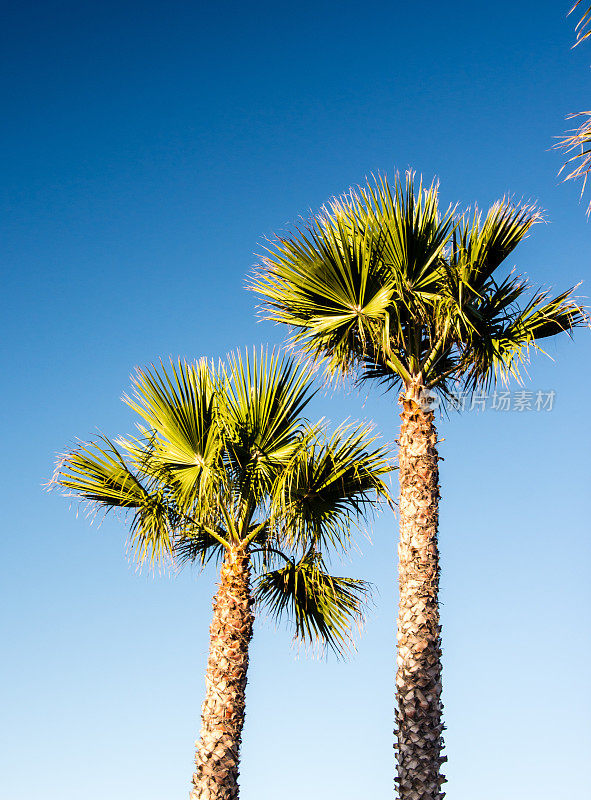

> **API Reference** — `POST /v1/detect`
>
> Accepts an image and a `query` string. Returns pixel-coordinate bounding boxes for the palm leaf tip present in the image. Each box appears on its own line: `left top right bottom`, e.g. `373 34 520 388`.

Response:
555 112 591 214
51 437 175 568
255 553 372 658
569 1 591 47
52 437 146 507
556 4 591 211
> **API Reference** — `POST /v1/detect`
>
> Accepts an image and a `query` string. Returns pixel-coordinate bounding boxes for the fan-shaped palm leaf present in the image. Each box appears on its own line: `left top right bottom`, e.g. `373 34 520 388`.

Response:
219 348 316 502
55 436 175 565
254 551 371 657
271 421 392 553
124 358 223 511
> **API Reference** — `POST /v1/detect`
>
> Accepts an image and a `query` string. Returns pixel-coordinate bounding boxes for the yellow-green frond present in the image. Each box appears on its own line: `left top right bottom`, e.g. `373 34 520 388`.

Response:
218 347 316 500
254 552 371 657
270 421 393 553
123 358 223 508
53 437 175 567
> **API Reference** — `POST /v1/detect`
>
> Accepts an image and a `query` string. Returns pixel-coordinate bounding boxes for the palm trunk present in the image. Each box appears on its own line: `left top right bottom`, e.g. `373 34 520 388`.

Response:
395 392 446 800
191 547 254 800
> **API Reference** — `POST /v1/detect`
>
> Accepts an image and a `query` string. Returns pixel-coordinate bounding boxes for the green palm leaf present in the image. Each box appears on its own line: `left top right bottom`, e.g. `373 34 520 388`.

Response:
123 358 223 509
358 171 455 289
462 285 587 390
271 421 392 553
254 552 371 657
174 526 227 567
219 348 315 500
454 202 538 279
54 436 175 565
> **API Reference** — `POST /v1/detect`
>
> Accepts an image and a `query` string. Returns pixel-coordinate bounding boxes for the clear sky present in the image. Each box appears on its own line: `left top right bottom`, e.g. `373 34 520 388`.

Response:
2 1 590 798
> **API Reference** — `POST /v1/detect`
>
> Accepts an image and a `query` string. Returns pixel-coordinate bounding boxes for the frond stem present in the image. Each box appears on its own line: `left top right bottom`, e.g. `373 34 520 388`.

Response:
243 519 269 547
201 525 233 549
419 326 448 377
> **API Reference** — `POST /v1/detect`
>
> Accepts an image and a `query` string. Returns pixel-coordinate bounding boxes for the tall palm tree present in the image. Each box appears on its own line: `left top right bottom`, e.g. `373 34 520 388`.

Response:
53 349 392 800
251 173 587 800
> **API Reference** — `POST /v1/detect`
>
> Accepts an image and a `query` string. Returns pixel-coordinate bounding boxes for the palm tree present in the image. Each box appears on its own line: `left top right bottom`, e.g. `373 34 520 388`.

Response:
251 173 587 800
53 349 392 800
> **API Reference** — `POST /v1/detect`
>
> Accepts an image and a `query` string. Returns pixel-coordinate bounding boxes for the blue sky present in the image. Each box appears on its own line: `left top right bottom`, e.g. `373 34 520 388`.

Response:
2 1 590 798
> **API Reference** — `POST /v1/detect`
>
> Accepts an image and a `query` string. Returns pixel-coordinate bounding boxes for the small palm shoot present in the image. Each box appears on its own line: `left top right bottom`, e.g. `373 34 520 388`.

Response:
251 172 587 800
53 349 392 800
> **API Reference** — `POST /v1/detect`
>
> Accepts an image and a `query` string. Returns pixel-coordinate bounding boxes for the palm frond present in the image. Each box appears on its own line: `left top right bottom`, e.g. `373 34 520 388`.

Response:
251 171 455 384
556 112 591 215
218 347 316 503
55 436 150 507
123 358 223 509
358 171 455 290
254 552 371 657
271 422 393 553
554 4 591 212
53 437 175 566
570 1 591 46
461 285 588 390
174 525 227 567
251 202 394 379
449 200 540 288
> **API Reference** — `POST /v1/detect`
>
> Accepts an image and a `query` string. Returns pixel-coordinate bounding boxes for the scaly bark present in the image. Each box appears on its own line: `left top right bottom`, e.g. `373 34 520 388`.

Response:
395 391 446 800
191 547 254 800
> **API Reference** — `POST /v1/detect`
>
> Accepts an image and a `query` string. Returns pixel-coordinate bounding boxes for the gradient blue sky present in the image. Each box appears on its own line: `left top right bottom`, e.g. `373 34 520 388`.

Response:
2 1 590 798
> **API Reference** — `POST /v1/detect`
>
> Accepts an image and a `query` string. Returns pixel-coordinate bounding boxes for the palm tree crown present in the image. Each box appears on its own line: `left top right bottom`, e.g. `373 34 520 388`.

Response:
252 172 586 402
54 348 392 654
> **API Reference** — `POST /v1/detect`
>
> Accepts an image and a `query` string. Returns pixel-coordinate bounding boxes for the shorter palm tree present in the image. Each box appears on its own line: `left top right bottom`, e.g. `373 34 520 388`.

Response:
53 349 392 800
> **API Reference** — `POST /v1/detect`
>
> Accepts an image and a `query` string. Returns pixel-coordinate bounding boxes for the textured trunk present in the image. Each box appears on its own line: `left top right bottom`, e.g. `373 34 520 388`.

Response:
395 392 446 800
191 547 254 800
